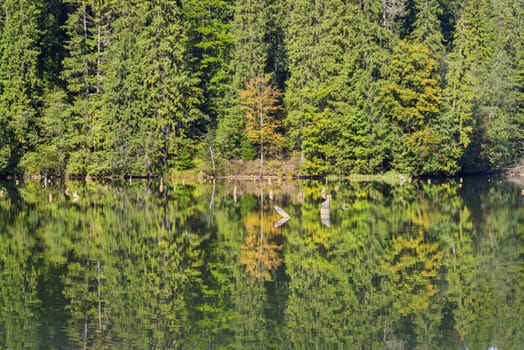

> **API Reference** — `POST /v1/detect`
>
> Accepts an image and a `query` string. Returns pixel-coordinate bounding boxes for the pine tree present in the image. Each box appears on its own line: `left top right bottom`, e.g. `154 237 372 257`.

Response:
285 0 394 174
61 0 114 174
333 4 395 173
18 0 70 176
444 0 521 173
408 0 445 58
284 0 347 174
19 89 71 176
102 0 203 175
474 0 522 169
214 0 270 160
39 0 68 89
0 0 43 173
442 0 489 173
183 0 234 123
383 40 446 174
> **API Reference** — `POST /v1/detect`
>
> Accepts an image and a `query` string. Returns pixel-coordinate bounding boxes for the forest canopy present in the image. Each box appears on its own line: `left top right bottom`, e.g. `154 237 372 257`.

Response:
0 0 522 176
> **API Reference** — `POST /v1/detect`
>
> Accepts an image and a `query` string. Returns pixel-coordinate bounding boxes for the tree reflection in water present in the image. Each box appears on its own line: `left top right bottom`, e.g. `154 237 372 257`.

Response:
0 178 521 349
240 185 284 280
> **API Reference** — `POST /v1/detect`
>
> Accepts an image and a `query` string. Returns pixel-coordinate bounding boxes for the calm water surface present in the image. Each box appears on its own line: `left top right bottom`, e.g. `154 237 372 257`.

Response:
0 178 522 349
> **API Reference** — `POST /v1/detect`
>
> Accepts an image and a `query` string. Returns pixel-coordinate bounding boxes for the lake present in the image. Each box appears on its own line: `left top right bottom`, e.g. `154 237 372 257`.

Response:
0 177 522 349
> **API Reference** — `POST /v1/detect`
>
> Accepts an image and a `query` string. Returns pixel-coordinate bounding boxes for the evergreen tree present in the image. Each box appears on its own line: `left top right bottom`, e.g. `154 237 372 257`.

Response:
19 1 69 176
383 40 450 174
0 0 521 177
61 0 114 174
332 4 394 173
284 0 347 174
0 0 43 173
183 0 234 123
285 0 394 174
214 0 270 160
473 0 522 170
442 0 490 173
408 0 444 58
39 0 68 89
102 0 203 175
20 89 71 176
265 0 288 89
444 0 521 173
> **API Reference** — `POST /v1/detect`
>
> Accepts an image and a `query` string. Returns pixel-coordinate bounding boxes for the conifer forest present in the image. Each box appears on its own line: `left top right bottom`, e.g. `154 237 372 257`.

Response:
0 0 522 177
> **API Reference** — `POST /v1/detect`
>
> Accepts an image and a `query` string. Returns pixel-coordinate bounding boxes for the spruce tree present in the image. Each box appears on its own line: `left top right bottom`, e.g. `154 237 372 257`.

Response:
442 0 489 173
284 0 346 173
474 0 522 170
334 4 394 173
61 0 114 174
214 0 269 160
183 0 234 122
285 0 394 174
409 0 444 58
102 0 203 175
383 40 446 174
19 0 70 175
0 0 43 173
444 0 521 173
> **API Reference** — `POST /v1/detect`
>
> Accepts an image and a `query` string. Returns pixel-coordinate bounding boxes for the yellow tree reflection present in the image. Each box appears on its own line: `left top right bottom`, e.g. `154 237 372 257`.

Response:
240 188 283 280
383 230 443 315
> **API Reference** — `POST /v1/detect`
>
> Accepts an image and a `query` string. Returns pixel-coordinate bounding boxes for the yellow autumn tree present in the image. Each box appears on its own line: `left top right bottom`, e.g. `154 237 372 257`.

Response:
382 40 447 174
240 74 283 166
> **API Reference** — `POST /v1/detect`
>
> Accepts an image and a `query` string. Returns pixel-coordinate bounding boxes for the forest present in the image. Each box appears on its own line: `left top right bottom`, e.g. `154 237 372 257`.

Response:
0 0 522 177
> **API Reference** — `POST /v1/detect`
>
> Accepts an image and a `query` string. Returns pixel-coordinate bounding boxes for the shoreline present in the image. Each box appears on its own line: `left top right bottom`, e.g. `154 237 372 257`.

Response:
1 171 522 183
2 158 522 183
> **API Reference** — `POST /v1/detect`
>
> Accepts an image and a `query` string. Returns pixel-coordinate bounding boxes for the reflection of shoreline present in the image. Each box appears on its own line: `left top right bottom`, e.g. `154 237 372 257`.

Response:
1 177 522 349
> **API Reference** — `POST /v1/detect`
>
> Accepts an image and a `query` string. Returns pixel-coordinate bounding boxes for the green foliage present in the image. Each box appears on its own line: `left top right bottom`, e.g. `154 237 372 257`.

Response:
20 89 71 176
214 0 271 160
408 0 445 57
67 0 205 175
0 179 523 347
383 40 455 175
444 0 522 174
183 0 234 119
60 0 114 175
0 0 521 176
240 138 257 160
0 0 43 173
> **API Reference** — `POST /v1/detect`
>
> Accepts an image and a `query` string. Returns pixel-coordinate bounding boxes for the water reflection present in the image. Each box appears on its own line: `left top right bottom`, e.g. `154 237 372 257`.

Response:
0 178 522 349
